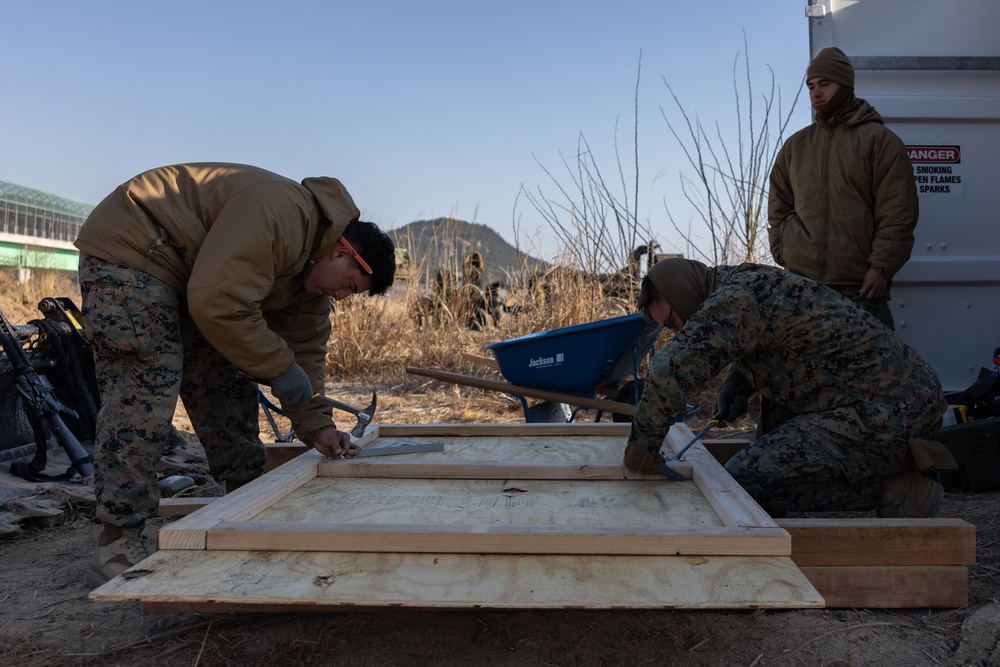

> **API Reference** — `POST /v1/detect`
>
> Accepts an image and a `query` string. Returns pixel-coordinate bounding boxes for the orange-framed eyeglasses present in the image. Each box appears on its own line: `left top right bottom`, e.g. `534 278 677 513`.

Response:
338 236 373 275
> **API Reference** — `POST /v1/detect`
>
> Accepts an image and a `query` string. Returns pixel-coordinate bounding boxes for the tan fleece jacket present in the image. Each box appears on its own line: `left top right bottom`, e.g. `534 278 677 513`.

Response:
768 100 918 288
74 162 359 443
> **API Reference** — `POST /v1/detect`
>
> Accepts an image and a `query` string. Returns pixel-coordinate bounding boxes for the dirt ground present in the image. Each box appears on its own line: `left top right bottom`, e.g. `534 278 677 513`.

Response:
1 380 999 667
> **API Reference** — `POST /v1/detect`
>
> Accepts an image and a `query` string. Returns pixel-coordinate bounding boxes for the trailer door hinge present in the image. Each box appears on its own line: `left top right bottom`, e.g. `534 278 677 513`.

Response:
805 1 827 18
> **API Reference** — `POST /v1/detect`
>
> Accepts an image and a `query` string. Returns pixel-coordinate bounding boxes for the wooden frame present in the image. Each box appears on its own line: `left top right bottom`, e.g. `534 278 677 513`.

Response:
92 422 824 610
156 423 786 556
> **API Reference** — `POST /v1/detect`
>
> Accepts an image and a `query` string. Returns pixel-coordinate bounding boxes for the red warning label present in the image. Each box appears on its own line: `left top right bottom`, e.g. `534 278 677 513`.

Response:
907 146 961 163
909 145 963 195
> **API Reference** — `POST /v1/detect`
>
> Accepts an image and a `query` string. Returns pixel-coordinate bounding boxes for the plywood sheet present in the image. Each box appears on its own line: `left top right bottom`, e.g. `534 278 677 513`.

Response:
93 549 822 610
254 477 720 527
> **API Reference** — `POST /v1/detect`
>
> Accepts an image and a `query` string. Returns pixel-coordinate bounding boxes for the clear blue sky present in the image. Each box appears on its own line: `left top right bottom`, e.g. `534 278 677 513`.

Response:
2 1 811 259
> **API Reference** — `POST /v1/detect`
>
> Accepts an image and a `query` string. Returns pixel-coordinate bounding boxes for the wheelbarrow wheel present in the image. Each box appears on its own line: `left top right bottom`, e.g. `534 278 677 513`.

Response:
612 379 646 422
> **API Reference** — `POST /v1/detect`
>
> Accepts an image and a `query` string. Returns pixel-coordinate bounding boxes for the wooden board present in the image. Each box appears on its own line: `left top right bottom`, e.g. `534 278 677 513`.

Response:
262 431 753 473
778 518 976 567
153 497 976 609
153 490 975 609
102 551 819 612
798 566 969 608
92 422 824 610
777 517 975 608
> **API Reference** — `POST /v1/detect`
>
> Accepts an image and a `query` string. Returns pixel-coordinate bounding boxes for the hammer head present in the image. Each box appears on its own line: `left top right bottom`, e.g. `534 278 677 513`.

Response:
350 390 377 438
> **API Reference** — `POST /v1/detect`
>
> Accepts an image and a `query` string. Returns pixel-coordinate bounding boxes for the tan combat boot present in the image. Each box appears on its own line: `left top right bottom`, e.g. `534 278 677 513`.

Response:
85 523 152 587
878 470 944 518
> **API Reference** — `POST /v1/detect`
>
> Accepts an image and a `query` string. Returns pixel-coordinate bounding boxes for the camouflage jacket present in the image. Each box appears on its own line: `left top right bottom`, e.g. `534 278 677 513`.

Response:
628 264 946 473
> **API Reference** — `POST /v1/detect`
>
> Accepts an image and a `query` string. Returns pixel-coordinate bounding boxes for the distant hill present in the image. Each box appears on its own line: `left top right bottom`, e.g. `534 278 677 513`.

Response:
387 218 547 285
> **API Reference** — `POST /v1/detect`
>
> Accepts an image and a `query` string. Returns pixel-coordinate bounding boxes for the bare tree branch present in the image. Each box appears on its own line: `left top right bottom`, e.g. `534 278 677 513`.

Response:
660 33 803 265
519 39 802 279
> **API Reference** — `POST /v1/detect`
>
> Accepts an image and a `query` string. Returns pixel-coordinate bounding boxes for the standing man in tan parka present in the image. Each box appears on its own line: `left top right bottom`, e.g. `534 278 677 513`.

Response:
75 163 396 586
722 47 922 436
768 46 918 329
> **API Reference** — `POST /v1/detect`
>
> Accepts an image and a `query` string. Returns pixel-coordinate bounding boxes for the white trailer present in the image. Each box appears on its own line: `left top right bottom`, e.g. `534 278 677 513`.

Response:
806 0 1000 392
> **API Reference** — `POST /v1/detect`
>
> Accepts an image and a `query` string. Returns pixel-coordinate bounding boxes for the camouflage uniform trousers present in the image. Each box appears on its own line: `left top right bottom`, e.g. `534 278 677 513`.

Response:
743 285 914 516
724 417 914 517
78 254 266 527
838 290 895 331
756 291 895 437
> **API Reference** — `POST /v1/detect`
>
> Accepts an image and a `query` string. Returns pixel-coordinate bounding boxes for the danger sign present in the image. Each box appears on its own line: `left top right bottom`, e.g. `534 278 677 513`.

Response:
908 145 963 195
907 146 961 163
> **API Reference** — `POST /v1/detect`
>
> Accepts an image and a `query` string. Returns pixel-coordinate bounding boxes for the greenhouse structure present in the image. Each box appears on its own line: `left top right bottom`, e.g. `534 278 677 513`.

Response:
0 180 92 275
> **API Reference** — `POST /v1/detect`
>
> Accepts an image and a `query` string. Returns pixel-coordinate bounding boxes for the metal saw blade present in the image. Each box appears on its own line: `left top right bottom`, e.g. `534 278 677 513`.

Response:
357 440 444 457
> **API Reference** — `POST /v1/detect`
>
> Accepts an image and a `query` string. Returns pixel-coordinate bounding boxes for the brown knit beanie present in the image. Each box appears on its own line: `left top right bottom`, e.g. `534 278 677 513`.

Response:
646 258 716 324
807 47 855 88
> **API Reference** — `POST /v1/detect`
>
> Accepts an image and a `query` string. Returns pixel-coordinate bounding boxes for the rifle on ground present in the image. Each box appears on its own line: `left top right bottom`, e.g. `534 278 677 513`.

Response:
0 307 93 481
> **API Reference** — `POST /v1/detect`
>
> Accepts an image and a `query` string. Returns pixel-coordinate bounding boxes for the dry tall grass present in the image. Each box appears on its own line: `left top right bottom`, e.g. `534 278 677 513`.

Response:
329 258 639 387
0 264 639 390
0 269 81 324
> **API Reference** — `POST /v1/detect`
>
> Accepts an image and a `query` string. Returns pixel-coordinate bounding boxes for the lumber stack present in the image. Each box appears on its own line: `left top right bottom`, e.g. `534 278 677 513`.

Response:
148 428 975 610
778 518 975 608
159 497 975 609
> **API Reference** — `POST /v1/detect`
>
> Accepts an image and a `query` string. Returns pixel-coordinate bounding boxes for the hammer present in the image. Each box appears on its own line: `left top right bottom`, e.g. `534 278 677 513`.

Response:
241 371 377 438
657 414 723 481
311 390 377 438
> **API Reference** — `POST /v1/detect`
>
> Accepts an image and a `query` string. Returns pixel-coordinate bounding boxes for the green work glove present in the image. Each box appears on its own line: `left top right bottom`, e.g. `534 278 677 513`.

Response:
269 363 315 405
623 443 684 480
717 383 753 424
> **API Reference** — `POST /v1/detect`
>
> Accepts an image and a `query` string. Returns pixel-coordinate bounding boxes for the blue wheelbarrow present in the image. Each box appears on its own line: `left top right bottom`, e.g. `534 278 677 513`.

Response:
408 313 698 423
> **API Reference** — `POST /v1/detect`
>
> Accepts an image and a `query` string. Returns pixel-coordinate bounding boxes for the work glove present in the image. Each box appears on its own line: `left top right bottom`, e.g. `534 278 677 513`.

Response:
716 383 754 424
269 363 315 405
623 443 684 481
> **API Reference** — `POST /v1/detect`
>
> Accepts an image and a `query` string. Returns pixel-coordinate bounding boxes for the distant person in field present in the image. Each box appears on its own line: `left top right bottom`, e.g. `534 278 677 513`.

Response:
623 258 954 520
75 163 396 586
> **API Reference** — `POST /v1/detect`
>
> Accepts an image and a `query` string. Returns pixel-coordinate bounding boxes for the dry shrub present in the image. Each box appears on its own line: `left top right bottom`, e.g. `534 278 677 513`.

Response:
0 262 639 395
497 264 634 340
327 254 638 386
0 269 81 323
325 273 486 384
373 219 644 384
